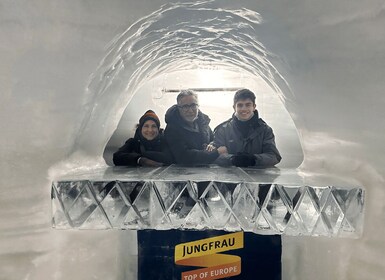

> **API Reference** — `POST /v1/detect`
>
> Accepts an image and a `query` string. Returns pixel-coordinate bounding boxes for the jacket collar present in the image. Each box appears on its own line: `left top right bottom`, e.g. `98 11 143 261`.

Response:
232 110 260 126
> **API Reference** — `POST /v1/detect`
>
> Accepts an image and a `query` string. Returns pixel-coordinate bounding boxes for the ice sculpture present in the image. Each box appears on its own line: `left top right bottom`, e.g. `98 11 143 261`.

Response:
51 166 364 237
3 0 385 279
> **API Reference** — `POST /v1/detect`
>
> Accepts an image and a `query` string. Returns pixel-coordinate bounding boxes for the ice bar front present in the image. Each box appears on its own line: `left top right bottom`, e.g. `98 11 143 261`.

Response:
51 166 365 237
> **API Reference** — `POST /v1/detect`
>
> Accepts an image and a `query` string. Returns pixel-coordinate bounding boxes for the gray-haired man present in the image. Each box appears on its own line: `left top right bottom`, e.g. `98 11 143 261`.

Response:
164 90 227 165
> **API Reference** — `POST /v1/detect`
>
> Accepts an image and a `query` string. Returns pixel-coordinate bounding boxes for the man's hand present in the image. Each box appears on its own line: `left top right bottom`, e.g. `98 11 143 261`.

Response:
206 144 228 155
138 157 163 167
217 146 228 155
206 144 216 152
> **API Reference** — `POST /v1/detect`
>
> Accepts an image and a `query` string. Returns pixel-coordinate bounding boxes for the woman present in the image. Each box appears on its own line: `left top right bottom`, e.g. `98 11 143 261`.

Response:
113 110 173 167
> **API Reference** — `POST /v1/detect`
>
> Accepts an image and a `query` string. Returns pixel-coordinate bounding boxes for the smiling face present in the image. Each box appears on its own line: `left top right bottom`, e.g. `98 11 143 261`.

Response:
141 120 159 140
177 95 199 123
233 98 256 121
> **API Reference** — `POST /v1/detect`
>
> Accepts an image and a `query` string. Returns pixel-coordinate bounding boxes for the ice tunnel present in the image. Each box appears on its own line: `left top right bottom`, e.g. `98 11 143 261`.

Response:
63 2 302 168
1 0 385 280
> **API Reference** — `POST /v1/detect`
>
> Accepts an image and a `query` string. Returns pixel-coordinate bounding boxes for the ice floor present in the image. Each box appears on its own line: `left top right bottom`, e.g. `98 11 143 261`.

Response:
1 0 385 279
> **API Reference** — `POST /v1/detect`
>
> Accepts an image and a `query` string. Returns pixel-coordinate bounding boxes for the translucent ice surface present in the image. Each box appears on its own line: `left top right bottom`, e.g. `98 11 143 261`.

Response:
52 167 365 237
2 0 385 280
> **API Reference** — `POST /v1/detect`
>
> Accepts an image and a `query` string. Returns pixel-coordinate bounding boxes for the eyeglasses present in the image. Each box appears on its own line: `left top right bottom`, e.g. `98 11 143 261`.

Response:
177 103 199 111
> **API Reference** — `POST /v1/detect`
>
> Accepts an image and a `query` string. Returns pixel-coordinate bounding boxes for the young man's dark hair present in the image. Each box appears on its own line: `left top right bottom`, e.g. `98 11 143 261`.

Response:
211 88 281 168
233 88 256 104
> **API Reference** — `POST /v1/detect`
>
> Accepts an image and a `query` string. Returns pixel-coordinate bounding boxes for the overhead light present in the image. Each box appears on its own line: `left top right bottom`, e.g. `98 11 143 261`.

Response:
161 87 242 93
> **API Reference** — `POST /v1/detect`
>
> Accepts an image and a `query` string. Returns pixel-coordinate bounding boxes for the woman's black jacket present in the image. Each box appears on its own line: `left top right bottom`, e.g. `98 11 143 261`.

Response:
113 130 173 166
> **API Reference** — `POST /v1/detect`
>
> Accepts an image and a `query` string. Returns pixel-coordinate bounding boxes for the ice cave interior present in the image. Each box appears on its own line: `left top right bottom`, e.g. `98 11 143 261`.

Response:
1 0 385 279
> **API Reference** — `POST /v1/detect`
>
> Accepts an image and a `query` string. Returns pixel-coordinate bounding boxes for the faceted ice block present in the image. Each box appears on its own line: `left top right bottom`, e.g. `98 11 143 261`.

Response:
51 166 365 237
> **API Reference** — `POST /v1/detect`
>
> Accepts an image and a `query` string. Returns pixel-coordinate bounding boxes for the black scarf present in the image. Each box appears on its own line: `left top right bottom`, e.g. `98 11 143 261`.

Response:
234 111 259 138
134 127 162 152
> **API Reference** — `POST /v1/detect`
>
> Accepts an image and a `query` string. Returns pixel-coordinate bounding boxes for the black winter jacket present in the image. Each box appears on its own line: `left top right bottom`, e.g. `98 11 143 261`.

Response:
113 129 173 166
213 111 282 167
164 105 219 165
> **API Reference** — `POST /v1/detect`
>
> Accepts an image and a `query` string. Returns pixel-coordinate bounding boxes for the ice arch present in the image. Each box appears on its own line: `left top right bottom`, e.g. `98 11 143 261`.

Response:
3 0 385 280
63 1 301 170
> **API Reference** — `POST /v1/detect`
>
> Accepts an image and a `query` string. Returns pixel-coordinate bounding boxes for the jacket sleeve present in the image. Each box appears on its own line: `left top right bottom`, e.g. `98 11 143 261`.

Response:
113 138 141 166
212 124 227 148
164 125 219 165
254 126 282 167
142 141 174 165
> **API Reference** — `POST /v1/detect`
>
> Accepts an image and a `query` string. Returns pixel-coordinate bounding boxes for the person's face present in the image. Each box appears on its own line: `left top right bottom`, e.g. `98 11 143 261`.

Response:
178 95 199 123
141 120 159 140
233 98 256 121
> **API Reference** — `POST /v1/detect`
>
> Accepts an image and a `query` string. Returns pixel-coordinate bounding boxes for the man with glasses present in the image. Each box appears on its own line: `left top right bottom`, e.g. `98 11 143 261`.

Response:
164 89 227 165
208 88 281 168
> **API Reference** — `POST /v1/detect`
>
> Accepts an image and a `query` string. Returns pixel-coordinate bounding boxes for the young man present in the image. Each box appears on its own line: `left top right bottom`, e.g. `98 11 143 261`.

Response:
164 89 227 165
210 89 282 168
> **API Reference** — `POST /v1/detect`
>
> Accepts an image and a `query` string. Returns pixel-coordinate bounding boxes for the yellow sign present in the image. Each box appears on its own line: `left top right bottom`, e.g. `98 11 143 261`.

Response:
175 232 243 280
